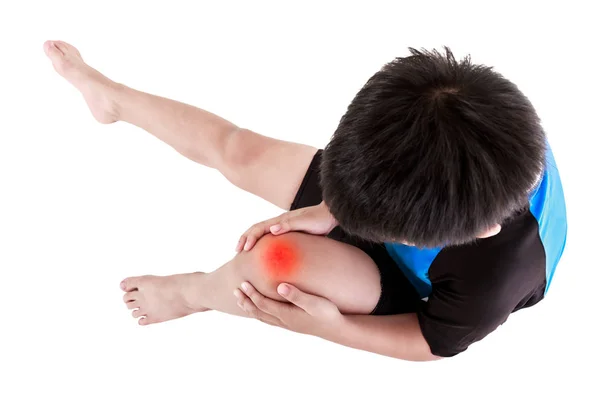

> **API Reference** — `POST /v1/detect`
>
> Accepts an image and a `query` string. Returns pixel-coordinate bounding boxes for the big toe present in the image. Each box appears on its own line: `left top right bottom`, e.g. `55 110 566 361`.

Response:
55 40 82 58
43 41 63 60
43 40 83 75
121 277 141 292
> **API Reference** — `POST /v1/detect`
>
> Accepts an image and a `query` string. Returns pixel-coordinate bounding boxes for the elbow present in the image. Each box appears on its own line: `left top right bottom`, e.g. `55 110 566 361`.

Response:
401 347 443 362
400 351 443 363
420 353 444 362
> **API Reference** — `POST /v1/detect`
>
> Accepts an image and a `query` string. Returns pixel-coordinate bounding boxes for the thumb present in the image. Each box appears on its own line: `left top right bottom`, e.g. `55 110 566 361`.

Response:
277 284 322 312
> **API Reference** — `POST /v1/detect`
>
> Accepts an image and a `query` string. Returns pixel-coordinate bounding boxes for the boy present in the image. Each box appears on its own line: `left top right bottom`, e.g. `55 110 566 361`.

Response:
44 40 567 361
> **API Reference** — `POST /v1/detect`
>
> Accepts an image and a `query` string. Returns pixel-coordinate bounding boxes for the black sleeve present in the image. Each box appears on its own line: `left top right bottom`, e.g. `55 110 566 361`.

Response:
416 220 547 357
417 276 514 357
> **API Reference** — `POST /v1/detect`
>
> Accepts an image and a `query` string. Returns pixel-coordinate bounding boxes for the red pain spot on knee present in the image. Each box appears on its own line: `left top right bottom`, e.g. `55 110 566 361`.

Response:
260 237 300 280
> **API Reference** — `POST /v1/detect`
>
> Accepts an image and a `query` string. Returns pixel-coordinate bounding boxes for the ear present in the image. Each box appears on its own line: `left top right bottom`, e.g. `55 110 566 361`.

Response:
477 224 501 239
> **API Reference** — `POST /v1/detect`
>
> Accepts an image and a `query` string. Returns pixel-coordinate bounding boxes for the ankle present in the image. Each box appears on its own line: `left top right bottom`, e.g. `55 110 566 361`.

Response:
179 272 209 312
106 82 127 122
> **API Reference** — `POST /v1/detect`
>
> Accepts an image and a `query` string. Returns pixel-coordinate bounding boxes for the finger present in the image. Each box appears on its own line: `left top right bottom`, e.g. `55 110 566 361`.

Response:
269 211 301 235
243 212 292 251
235 289 281 326
240 226 263 252
235 236 246 252
277 283 322 313
269 209 310 235
269 221 291 235
243 223 272 251
241 282 288 317
240 210 300 251
243 235 257 251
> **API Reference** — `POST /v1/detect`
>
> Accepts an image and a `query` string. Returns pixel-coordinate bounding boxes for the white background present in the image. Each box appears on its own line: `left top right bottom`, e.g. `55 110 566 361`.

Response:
1 1 598 399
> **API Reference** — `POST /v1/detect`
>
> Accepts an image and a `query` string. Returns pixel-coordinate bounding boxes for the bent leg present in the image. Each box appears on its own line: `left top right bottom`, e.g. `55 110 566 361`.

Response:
44 40 317 209
199 232 382 316
121 232 382 324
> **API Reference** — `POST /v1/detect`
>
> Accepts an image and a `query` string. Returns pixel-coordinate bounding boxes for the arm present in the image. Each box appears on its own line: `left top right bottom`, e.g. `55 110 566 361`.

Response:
237 201 338 251
331 313 440 362
236 281 440 362
236 225 519 360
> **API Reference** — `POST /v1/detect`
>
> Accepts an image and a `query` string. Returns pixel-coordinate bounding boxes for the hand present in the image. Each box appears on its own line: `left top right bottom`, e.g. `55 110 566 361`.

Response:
233 282 344 338
236 201 337 252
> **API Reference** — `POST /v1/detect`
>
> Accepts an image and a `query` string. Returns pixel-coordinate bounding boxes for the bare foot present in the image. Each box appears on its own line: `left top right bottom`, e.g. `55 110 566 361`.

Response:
43 40 120 124
120 273 209 325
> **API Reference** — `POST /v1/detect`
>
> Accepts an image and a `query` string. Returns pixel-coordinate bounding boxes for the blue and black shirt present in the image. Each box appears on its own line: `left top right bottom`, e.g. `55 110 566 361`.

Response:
386 145 567 356
292 145 567 357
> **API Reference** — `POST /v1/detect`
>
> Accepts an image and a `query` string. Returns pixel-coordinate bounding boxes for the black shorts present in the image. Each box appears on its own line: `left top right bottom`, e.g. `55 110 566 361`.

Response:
290 150 422 315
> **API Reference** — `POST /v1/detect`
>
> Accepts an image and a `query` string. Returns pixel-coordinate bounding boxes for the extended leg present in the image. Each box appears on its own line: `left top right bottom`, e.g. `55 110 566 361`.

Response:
120 232 382 324
44 40 317 209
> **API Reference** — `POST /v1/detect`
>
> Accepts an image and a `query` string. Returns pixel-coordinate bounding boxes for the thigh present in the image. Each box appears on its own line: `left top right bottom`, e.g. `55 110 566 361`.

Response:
242 232 382 315
222 129 318 210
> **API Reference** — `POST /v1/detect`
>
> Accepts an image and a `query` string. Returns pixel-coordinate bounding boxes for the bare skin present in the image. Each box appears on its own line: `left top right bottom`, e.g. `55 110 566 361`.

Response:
44 41 120 124
43 40 317 209
44 40 379 323
44 41 440 360
121 233 381 324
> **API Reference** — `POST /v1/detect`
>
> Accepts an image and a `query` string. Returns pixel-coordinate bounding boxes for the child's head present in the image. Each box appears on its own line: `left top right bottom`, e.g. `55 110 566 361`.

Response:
320 47 546 248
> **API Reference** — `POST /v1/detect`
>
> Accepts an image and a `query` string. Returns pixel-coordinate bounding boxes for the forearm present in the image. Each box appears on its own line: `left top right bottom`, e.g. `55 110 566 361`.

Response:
325 313 440 362
114 84 239 167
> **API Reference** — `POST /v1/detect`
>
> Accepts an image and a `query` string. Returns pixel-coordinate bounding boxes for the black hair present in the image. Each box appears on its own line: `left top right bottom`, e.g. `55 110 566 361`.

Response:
320 47 546 248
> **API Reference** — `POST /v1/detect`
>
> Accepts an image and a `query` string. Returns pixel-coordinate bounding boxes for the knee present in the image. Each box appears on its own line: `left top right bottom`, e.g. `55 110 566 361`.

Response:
230 233 306 301
229 231 382 314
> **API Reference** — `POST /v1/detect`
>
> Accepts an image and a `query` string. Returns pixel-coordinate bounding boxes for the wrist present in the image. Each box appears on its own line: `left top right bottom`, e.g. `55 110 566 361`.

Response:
318 313 349 342
318 201 338 230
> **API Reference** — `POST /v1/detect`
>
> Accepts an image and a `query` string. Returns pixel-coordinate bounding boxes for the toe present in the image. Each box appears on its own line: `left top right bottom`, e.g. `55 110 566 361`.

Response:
126 301 139 310
43 41 62 59
123 291 137 302
121 277 140 292
132 309 145 318
54 41 68 54
56 40 81 57
138 317 151 326
43 40 52 53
